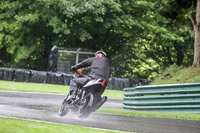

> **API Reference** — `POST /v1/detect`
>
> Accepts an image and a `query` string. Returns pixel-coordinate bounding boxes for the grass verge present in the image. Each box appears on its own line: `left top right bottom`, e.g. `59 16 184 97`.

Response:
0 80 69 94
0 117 121 133
0 80 124 98
151 65 200 85
96 108 200 120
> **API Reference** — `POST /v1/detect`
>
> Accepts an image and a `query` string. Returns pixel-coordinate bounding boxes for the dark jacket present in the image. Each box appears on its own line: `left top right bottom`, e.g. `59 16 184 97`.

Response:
75 57 110 81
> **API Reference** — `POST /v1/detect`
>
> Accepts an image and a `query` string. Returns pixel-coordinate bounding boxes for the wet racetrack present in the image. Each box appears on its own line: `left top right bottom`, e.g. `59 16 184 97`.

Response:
0 90 200 133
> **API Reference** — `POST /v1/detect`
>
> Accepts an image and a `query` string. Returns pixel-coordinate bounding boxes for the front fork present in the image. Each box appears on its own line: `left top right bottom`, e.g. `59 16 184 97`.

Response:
73 90 86 108
81 90 85 100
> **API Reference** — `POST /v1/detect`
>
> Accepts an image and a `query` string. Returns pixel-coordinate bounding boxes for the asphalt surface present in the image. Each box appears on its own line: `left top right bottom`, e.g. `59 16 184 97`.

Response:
0 90 200 133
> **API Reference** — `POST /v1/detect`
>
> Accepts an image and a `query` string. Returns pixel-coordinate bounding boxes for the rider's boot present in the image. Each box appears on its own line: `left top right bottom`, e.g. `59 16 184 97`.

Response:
69 90 77 100
93 96 107 111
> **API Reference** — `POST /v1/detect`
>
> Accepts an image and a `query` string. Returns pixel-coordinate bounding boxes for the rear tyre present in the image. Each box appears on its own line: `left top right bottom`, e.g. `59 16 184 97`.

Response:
58 96 70 116
78 93 94 119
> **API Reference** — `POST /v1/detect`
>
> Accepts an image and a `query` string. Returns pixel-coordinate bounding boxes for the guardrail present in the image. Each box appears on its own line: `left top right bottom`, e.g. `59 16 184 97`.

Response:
123 83 200 113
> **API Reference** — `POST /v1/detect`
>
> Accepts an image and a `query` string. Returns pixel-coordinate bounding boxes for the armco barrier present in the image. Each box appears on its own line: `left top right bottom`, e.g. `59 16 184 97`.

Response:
123 83 200 113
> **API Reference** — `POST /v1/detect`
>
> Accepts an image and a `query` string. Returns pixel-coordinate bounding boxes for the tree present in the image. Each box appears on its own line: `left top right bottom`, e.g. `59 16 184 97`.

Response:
0 0 122 70
109 0 194 79
0 0 195 79
189 0 200 67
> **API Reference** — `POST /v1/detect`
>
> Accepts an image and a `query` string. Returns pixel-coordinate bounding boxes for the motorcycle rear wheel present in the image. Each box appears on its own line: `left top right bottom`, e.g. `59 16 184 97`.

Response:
78 93 94 118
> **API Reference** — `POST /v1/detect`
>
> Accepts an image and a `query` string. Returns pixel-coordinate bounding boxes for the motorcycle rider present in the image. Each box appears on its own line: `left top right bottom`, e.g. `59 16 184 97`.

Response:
69 50 110 108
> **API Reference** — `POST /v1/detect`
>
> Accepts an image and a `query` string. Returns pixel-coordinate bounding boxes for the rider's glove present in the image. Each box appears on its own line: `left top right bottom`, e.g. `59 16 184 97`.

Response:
71 66 76 72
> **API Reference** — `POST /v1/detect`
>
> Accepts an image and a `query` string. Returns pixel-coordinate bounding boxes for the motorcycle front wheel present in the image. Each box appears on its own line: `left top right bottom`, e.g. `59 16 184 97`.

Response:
58 96 70 116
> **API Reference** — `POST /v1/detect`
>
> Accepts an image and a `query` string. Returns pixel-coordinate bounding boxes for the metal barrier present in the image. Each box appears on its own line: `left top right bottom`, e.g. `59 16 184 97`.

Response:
123 83 200 113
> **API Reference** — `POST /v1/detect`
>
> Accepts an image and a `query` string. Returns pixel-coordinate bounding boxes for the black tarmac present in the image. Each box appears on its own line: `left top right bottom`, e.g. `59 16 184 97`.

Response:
0 90 200 133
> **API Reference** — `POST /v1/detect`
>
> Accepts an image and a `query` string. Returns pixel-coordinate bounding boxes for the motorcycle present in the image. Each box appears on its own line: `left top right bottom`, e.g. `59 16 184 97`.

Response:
58 69 107 118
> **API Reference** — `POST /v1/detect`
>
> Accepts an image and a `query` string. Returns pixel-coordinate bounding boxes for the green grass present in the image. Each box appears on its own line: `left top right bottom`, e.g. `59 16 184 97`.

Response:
151 64 200 85
96 108 200 120
0 117 121 133
102 89 124 99
0 80 69 94
0 80 124 98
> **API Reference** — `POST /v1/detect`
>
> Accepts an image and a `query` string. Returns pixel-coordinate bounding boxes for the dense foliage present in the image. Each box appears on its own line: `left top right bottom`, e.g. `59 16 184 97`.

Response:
0 0 196 79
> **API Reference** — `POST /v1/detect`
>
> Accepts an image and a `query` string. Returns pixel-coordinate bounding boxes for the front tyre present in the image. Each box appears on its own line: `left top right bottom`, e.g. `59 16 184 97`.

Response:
58 96 70 116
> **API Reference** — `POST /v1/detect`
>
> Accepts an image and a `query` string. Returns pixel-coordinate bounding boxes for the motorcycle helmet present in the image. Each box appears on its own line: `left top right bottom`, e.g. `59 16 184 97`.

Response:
95 50 107 57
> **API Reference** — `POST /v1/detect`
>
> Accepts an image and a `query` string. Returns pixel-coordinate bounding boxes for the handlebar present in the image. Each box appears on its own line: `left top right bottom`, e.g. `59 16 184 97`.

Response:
72 68 86 78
